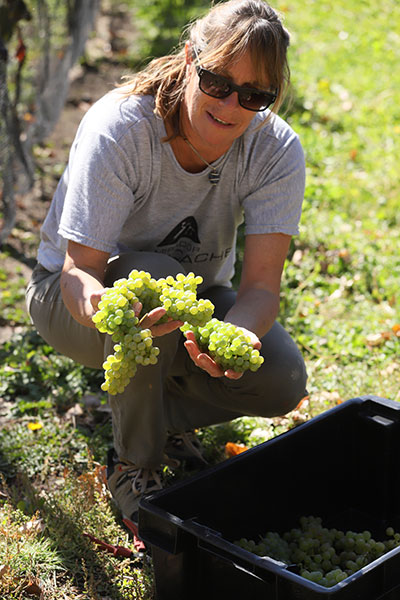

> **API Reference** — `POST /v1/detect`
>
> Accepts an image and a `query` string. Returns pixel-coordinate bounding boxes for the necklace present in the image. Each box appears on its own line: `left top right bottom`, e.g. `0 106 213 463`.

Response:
182 137 220 185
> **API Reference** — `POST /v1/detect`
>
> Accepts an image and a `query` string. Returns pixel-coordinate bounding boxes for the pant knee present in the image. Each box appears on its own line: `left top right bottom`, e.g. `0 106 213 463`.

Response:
244 355 308 418
275 370 308 415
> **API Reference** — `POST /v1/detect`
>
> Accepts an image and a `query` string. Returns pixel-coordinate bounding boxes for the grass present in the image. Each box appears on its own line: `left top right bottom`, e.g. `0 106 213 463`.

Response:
0 0 399 597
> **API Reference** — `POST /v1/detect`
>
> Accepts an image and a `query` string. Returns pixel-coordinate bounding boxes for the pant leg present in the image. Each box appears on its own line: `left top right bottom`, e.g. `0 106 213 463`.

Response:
26 263 105 369
26 252 188 469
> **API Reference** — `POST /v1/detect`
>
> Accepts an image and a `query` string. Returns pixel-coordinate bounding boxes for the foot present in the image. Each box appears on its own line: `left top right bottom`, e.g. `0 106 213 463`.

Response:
106 449 163 525
164 430 208 467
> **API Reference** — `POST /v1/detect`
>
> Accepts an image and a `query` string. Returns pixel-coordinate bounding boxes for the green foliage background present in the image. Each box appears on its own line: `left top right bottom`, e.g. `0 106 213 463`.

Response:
0 0 399 597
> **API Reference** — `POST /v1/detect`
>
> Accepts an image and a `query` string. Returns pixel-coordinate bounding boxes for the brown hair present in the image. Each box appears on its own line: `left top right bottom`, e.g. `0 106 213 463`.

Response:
120 0 290 137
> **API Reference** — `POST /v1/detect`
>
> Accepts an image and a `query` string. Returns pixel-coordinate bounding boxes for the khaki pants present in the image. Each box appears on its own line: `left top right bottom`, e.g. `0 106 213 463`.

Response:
26 252 307 468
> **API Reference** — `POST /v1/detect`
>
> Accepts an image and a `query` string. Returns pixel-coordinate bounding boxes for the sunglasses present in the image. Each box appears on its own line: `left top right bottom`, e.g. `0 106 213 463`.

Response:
192 48 277 112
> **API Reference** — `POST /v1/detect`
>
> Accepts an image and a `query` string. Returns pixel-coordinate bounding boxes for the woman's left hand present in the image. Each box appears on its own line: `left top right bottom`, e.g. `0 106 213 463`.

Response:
184 330 245 380
138 305 184 337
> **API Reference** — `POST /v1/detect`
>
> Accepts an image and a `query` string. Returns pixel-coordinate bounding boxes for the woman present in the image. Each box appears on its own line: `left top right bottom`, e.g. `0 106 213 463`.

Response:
26 0 307 529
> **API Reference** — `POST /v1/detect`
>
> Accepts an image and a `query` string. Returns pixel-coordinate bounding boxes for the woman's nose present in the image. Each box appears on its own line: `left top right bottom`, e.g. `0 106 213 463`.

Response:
217 91 240 109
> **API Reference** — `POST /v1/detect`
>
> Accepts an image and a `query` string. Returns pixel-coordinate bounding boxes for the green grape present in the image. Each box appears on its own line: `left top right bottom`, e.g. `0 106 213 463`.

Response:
182 318 264 373
234 516 400 589
158 272 214 326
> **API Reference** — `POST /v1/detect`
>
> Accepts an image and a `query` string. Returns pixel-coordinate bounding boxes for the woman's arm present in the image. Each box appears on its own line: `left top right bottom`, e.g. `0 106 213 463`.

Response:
61 240 183 335
226 232 291 338
61 240 110 328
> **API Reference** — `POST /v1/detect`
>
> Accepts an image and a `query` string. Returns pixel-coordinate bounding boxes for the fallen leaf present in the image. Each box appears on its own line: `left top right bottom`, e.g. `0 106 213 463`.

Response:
291 411 309 424
225 442 248 458
349 149 358 160
78 464 109 501
0 564 9 577
66 403 84 417
24 580 42 596
366 333 385 347
19 516 45 535
296 395 309 410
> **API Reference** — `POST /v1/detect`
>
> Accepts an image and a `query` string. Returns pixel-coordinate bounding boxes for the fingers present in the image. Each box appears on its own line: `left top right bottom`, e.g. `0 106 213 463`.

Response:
224 369 243 380
237 325 261 350
90 287 110 312
183 331 244 379
184 339 225 377
139 306 183 337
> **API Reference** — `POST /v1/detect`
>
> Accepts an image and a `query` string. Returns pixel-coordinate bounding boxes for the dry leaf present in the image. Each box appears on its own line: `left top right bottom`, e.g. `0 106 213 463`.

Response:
19 516 45 535
296 395 309 410
392 324 400 337
225 442 248 458
24 580 42 596
0 564 9 577
78 464 108 501
366 333 385 347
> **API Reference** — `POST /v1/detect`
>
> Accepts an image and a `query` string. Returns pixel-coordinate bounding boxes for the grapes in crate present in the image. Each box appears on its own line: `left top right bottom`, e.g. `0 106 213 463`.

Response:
235 515 400 588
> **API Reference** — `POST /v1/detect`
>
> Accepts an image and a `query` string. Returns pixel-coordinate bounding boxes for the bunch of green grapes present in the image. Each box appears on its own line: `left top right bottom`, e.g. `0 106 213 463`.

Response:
92 279 160 394
125 270 164 314
235 516 400 588
93 270 215 393
93 269 264 392
181 318 264 373
92 279 140 337
101 328 160 395
159 273 214 326
123 270 214 326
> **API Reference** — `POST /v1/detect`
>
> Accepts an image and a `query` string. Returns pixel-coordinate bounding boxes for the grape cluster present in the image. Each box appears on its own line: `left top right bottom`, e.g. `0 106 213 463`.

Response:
158 273 214 326
92 280 160 395
93 269 264 394
235 515 400 588
93 270 217 394
181 318 264 373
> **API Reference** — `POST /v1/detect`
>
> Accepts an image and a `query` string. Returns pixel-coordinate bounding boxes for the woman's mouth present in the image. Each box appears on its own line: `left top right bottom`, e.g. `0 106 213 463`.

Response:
208 111 232 126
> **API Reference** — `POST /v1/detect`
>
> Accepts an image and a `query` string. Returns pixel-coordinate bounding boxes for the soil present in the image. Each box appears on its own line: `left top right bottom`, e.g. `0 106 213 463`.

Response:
0 7 137 344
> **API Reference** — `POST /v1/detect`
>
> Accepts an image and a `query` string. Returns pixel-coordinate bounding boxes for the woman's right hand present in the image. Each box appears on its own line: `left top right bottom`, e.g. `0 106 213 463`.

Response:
90 288 109 314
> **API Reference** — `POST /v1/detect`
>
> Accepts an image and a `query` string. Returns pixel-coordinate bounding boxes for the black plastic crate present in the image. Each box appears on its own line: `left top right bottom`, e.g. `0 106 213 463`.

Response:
139 396 400 599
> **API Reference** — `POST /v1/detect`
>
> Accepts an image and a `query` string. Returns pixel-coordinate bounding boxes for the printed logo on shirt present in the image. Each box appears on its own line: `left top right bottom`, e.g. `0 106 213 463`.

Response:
157 216 200 247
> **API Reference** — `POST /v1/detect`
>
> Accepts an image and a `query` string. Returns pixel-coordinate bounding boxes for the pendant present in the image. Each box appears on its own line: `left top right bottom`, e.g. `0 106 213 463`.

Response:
208 169 220 185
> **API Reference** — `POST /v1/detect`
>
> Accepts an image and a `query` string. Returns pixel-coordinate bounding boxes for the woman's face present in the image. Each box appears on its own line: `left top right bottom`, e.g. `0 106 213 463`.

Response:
181 47 264 158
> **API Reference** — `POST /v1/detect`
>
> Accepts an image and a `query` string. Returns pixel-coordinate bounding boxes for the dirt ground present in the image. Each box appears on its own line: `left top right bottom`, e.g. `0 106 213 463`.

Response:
1 8 137 343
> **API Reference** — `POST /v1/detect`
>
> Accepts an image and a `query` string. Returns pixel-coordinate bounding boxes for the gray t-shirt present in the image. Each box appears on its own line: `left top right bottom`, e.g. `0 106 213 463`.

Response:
38 91 305 289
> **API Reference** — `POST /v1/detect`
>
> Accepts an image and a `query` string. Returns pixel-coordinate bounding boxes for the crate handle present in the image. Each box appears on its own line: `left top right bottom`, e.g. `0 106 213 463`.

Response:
197 537 279 585
359 396 400 423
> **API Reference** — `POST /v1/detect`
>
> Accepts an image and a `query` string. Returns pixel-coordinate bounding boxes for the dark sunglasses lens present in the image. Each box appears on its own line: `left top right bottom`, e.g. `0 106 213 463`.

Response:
199 68 276 111
199 70 230 98
239 91 275 111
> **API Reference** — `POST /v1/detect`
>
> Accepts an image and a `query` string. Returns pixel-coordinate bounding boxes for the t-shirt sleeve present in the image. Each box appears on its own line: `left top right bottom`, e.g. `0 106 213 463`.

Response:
58 128 138 253
242 133 305 236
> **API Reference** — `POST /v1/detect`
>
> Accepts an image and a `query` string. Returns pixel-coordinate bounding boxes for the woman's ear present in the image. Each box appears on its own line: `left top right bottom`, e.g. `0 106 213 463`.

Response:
184 41 193 65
